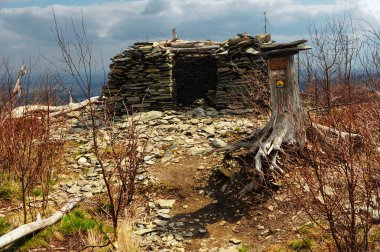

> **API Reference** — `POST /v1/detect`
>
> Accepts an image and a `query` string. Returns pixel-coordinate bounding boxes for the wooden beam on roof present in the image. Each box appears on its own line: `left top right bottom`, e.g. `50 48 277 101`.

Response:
260 40 308 51
170 45 220 53
260 45 311 57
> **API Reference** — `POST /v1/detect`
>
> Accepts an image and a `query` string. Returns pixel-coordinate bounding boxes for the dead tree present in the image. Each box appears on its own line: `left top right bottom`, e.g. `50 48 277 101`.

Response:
226 41 309 180
224 40 359 194
12 64 26 97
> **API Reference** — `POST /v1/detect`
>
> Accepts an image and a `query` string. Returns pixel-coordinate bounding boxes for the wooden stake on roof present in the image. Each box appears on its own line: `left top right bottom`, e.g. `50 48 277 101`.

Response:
264 12 269 33
172 28 178 41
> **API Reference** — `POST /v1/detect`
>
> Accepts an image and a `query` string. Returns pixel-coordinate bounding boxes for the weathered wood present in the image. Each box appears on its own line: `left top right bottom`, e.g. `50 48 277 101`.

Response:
268 57 288 70
221 51 305 195
0 197 82 249
235 54 305 195
11 97 98 117
169 46 220 53
170 41 197 48
261 46 311 57
11 96 101 118
260 40 307 51
314 123 362 139
12 64 26 97
269 55 304 145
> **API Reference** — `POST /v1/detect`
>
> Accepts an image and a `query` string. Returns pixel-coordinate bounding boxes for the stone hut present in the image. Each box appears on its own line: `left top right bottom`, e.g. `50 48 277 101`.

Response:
102 32 270 113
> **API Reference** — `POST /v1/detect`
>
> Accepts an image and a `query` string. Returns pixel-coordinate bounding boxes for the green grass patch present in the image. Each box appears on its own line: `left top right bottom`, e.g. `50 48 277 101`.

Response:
220 132 230 138
14 208 102 251
289 238 314 251
19 235 49 251
238 245 250 252
32 188 42 197
17 227 59 251
59 209 98 235
297 222 315 235
96 198 112 213
301 100 315 109
0 217 11 236
0 181 20 200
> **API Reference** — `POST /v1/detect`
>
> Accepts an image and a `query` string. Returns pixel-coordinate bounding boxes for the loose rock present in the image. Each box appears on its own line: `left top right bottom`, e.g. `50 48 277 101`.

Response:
210 138 228 148
156 199 176 209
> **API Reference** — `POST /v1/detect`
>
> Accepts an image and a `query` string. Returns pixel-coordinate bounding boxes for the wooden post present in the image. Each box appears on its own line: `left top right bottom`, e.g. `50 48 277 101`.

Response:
267 54 305 146
172 28 178 41
225 40 311 190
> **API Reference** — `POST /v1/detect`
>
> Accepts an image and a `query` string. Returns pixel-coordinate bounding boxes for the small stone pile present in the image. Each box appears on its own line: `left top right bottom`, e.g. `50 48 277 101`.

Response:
102 33 271 114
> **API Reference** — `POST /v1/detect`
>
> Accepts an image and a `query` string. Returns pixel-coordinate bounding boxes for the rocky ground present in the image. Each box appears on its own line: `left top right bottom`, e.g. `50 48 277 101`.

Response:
43 106 314 252
0 106 320 251
2 103 380 251
56 106 263 200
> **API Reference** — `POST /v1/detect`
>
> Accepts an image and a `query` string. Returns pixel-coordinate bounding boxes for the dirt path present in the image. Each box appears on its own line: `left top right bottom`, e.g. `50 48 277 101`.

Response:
149 150 307 251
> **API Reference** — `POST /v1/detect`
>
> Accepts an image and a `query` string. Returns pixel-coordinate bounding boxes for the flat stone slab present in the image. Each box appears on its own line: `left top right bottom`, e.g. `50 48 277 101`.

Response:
153 219 168 226
135 228 156 236
229 238 241 244
155 199 176 209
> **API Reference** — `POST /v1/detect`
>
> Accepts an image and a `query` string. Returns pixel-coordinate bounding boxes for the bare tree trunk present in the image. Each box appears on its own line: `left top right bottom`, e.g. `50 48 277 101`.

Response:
225 40 362 196
268 56 305 146
225 54 306 187
222 39 314 195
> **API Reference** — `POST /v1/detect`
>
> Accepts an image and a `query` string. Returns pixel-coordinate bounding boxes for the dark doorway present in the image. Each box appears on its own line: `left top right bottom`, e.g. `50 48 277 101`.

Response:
173 55 218 106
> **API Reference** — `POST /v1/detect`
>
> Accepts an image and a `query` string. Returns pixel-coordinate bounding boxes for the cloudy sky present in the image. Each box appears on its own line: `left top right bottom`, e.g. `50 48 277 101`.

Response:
0 0 379 68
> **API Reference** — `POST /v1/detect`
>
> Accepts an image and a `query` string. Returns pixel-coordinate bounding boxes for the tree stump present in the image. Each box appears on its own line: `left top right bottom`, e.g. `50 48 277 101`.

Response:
224 42 310 194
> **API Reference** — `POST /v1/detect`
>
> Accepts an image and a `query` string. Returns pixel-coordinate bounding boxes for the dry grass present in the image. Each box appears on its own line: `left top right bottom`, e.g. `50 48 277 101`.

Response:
285 84 380 251
117 218 141 252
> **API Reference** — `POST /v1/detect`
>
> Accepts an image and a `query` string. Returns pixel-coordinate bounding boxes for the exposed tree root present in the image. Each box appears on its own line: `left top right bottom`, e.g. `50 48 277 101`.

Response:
253 121 288 180
223 117 275 155
227 120 362 197
223 116 296 196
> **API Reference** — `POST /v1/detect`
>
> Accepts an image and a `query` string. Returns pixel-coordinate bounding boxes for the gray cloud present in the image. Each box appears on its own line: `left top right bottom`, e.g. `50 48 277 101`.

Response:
0 0 376 68
143 0 172 15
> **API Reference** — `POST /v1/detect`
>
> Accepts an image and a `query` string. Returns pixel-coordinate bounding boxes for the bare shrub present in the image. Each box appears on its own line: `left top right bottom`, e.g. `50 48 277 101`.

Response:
301 14 363 110
52 10 146 248
287 90 380 251
358 21 380 92
288 15 380 251
0 63 66 224
230 58 270 113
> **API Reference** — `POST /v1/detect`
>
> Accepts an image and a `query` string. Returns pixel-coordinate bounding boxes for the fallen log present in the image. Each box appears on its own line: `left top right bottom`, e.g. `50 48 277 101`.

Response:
5 64 101 120
0 196 82 249
11 96 101 118
313 123 362 139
